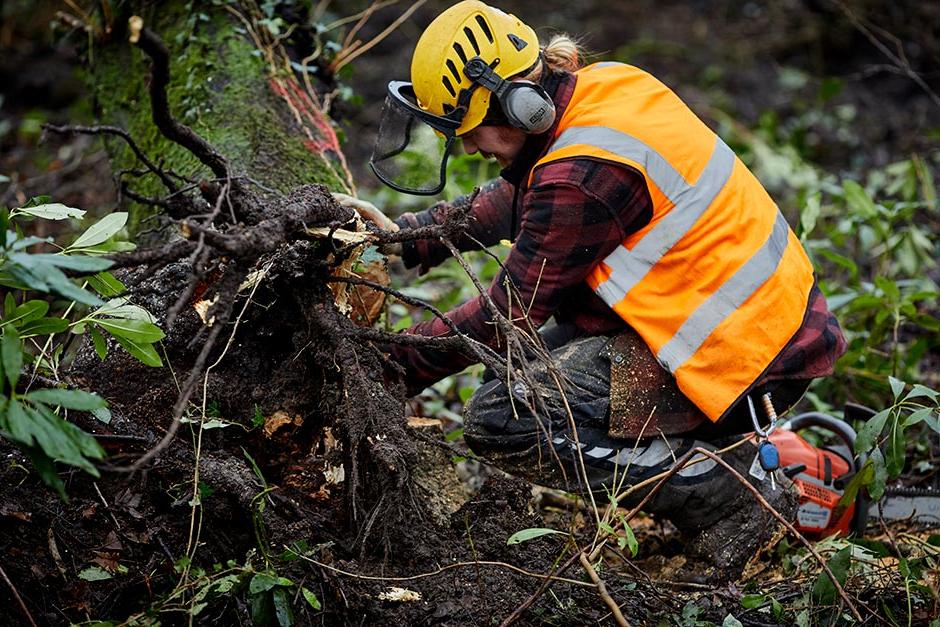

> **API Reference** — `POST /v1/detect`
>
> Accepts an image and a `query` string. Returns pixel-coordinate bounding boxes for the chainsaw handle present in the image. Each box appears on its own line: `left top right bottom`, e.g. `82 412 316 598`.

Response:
783 412 858 458
783 411 869 535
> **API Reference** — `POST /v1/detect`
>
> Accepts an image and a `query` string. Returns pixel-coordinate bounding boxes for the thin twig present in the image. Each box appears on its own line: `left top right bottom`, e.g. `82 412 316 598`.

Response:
499 551 583 626
293 553 594 588
93 482 122 532
331 0 429 73
832 0 940 110
579 552 630 627
0 564 37 627
43 123 178 192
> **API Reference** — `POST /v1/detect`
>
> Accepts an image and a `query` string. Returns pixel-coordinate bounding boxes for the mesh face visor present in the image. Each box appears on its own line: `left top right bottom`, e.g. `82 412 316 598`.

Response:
370 81 465 196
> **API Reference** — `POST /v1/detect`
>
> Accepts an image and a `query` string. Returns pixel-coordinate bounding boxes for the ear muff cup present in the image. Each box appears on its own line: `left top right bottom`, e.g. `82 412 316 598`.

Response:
500 82 555 134
463 57 556 134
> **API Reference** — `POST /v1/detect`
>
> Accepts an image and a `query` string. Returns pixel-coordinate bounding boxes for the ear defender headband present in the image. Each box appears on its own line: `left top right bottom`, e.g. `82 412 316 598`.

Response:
463 57 556 134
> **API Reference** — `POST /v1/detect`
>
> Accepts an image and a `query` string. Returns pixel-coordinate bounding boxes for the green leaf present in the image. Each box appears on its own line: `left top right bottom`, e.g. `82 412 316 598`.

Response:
506 527 567 545
8 235 53 251
2 299 48 327
800 191 821 239
722 615 743 627
68 212 128 250
888 376 906 400
20 444 67 499
855 408 891 454
886 420 905 478
78 566 113 581
272 587 294 627
90 327 108 360
621 523 639 558
250 589 274 626
840 458 873 508
87 272 125 298
27 388 107 410
1 328 22 389
301 587 321 610
8 259 104 306
249 572 280 594
25 404 103 471
12 253 112 273
843 180 877 220
18 317 69 338
812 546 852 604
92 299 156 323
904 384 939 402
112 334 163 367
213 574 241 594
903 407 936 428
14 203 85 220
95 318 165 343
6 398 35 446
91 407 112 424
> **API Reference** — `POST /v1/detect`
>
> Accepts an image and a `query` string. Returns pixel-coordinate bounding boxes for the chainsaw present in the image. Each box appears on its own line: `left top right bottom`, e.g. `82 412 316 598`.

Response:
769 403 940 537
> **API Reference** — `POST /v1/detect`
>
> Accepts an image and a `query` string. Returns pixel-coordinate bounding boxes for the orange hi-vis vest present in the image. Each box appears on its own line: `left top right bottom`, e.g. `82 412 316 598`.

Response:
532 62 816 421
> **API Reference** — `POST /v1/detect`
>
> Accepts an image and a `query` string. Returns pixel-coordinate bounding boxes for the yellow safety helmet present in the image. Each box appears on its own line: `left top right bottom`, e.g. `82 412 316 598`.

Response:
370 1 553 195
411 0 540 136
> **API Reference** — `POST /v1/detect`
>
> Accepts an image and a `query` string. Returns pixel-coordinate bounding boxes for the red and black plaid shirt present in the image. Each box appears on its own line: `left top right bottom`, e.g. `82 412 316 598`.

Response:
391 70 846 402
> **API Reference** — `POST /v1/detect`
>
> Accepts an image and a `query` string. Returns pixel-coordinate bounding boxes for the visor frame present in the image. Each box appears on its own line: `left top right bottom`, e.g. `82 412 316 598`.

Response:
386 80 471 138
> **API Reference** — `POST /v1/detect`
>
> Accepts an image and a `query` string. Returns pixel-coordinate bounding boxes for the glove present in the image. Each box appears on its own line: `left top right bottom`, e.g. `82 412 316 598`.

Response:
331 193 402 257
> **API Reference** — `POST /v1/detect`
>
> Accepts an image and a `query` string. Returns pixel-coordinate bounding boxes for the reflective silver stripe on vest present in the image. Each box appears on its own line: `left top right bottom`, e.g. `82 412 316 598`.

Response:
544 127 736 307
590 61 623 70
656 211 791 371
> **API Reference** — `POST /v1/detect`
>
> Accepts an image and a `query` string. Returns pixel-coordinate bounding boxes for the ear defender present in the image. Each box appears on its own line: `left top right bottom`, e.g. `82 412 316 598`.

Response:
463 57 556 134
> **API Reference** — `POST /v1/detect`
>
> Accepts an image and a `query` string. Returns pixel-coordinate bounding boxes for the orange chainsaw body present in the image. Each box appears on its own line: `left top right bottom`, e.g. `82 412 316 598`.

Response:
769 429 856 537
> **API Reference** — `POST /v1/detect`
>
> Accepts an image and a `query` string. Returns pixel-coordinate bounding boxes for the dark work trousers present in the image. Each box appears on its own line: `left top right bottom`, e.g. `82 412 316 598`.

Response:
463 323 809 534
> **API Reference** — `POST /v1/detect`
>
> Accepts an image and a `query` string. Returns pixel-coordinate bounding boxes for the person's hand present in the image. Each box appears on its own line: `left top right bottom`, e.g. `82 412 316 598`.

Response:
332 193 399 232
331 193 402 257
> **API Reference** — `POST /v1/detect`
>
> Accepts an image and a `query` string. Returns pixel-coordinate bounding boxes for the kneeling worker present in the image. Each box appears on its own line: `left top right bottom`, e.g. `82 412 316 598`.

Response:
340 0 847 579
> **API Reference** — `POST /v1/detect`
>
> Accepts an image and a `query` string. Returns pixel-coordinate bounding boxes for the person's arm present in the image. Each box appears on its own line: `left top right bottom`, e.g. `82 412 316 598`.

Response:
394 178 517 273
388 159 652 395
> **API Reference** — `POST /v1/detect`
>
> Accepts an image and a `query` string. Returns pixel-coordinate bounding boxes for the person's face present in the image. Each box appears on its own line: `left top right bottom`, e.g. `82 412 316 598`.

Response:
460 125 526 168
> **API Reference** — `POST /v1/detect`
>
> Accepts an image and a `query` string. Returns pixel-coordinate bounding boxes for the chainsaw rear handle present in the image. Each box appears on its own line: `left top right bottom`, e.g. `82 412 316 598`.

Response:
782 408 870 535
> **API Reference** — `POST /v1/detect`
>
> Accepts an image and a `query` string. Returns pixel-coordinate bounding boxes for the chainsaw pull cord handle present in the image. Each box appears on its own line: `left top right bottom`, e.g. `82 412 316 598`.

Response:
748 393 778 437
781 411 869 535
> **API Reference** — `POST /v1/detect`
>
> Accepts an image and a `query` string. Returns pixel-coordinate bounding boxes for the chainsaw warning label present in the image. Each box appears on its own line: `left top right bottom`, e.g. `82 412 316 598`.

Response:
797 502 832 530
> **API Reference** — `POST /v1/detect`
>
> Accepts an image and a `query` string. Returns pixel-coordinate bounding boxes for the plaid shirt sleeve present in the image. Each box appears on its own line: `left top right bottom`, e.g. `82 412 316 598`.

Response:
388 159 653 394
395 178 517 273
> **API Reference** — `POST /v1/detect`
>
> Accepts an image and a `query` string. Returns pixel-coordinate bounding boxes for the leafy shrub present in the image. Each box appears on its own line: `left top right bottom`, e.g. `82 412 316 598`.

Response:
0 200 165 496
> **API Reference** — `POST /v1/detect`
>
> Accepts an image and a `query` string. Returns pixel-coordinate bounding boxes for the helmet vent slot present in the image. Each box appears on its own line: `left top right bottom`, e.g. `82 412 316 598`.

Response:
452 41 468 64
475 15 494 43
441 76 457 98
464 26 480 55
507 33 528 51
446 59 461 84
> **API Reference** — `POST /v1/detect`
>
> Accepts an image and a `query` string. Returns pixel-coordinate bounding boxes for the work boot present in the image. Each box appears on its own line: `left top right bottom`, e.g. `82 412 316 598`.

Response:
668 444 800 582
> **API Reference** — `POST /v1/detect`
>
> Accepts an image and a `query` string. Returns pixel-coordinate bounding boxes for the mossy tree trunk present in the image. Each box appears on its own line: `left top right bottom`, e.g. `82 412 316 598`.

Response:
86 2 354 230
